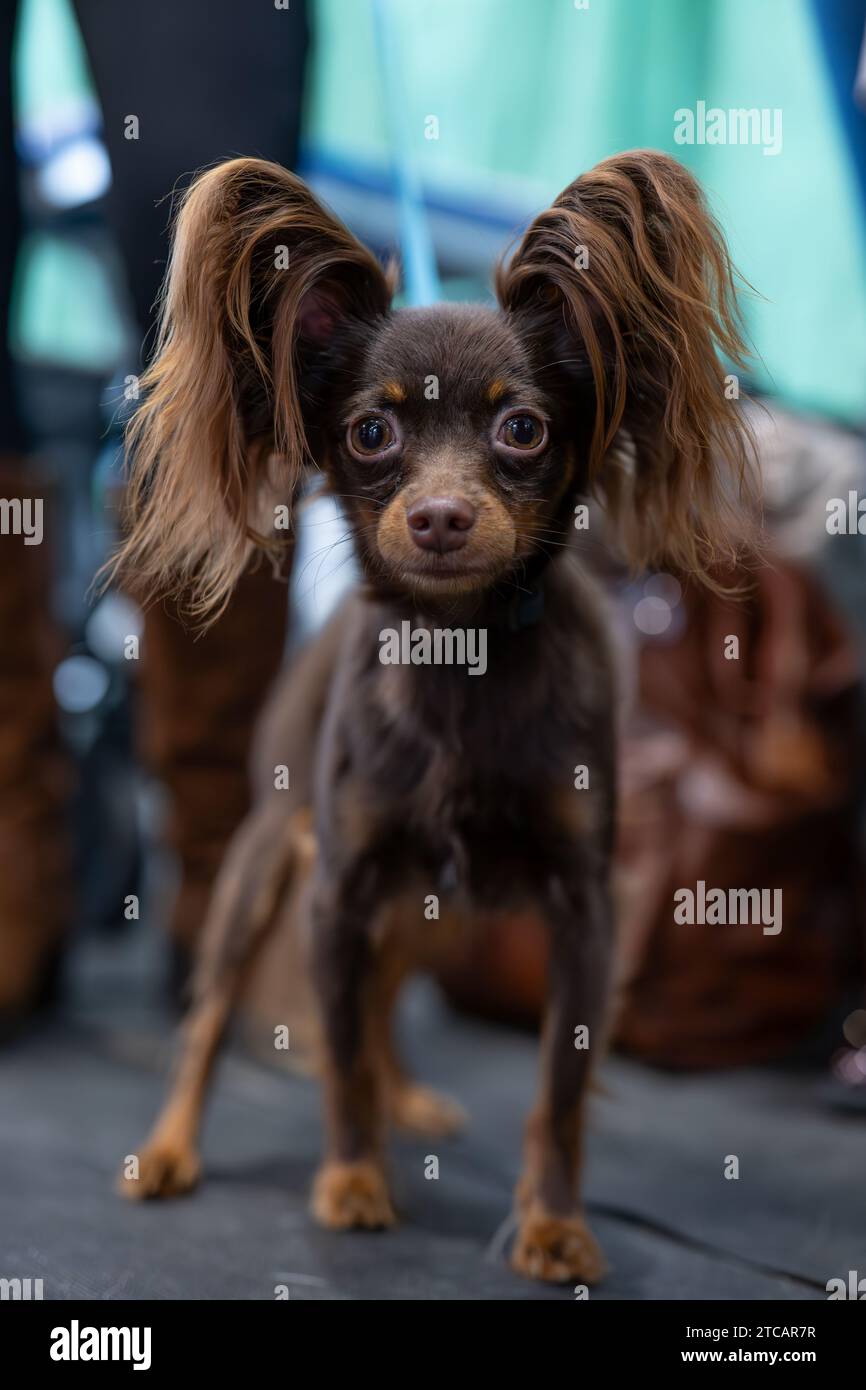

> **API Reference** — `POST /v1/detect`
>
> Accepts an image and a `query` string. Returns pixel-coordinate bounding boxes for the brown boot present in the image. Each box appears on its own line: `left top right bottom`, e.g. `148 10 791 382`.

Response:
0 464 73 1022
137 563 289 965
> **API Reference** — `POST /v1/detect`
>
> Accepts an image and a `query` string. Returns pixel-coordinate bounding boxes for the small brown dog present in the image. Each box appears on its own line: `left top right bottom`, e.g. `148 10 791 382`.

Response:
115 151 754 1283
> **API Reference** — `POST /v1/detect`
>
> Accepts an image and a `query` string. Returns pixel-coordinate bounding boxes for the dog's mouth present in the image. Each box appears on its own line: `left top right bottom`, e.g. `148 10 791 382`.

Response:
408 555 485 580
398 552 505 594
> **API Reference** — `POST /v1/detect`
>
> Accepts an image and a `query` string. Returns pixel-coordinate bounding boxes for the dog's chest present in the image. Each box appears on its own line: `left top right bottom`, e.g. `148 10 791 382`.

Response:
373 671 565 899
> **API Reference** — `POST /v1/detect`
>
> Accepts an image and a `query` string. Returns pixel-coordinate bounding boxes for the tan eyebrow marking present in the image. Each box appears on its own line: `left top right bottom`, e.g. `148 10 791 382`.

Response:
382 380 406 403
487 379 508 404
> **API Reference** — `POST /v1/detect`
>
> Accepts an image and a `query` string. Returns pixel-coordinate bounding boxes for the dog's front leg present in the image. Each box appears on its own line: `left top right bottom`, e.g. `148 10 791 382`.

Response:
512 867 613 1284
309 871 396 1230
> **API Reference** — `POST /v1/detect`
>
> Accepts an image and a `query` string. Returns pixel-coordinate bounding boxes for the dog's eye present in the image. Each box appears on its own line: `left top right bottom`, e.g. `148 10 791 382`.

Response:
349 415 394 457
498 414 546 451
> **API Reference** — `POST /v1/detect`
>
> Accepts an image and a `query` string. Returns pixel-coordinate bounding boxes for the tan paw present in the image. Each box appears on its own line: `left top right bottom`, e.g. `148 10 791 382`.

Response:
117 1142 202 1201
511 1204 607 1284
311 1159 396 1230
388 1083 467 1137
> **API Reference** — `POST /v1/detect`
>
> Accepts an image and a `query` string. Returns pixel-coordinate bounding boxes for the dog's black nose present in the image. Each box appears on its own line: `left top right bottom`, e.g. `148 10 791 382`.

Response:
406 497 476 553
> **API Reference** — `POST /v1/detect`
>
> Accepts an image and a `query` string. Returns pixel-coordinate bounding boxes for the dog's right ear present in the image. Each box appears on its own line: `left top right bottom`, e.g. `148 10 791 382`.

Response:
111 158 392 619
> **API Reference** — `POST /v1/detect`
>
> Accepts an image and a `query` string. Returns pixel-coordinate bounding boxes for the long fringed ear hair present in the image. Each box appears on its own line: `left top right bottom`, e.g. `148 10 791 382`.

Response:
110 158 392 620
496 149 759 584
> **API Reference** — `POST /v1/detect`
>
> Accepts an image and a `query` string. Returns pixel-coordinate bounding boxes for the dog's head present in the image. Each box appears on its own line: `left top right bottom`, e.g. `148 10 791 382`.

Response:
319 302 576 605
114 152 756 619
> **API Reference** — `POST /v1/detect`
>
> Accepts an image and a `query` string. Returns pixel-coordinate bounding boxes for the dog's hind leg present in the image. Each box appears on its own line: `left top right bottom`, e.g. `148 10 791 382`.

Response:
119 802 313 1200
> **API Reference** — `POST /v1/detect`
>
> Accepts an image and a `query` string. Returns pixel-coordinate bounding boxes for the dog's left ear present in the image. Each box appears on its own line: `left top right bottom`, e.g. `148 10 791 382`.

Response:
496 149 758 582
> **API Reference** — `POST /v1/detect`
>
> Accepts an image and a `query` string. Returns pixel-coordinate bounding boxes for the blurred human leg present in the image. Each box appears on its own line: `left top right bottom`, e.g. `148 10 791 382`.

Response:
0 466 74 1020
0 1 75 1021
74 0 309 957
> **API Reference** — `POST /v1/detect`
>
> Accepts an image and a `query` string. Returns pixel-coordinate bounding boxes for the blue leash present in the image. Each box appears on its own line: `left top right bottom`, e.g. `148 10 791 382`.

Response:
370 0 441 306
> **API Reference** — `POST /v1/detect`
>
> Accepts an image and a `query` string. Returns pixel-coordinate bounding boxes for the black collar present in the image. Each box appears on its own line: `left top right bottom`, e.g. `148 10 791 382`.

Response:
503 584 545 631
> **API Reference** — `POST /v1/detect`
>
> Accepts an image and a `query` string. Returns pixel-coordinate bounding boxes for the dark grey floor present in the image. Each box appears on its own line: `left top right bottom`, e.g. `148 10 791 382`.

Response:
1 922 864 1300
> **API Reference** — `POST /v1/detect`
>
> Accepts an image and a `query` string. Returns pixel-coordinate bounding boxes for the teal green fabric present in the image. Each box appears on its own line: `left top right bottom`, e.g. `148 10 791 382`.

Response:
308 0 866 422
12 234 126 371
13 0 866 423
15 0 93 122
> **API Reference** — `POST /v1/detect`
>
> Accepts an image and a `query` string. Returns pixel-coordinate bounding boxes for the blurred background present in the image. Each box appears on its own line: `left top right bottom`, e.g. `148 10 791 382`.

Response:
2 0 866 1300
